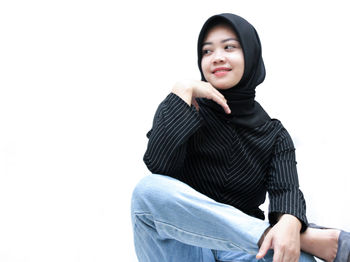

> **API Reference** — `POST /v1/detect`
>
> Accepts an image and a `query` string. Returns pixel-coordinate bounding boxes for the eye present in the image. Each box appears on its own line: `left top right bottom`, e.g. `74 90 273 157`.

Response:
202 49 212 56
225 45 237 50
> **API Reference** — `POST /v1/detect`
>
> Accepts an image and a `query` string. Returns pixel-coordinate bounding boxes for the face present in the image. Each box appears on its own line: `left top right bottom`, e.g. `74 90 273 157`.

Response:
201 24 244 89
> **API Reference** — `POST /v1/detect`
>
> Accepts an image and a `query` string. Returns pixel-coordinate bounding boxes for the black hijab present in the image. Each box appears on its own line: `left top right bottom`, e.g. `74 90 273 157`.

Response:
197 13 271 128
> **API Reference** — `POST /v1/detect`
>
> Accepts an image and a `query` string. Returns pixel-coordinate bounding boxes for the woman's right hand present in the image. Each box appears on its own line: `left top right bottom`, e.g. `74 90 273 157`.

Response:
171 80 231 114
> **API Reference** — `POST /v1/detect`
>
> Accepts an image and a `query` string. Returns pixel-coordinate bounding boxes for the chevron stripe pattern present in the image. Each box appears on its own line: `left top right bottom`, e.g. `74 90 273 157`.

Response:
144 93 307 230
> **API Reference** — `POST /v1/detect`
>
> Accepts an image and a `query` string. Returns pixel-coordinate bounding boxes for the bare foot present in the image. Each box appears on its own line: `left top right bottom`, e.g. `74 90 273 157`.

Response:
301 227 340 262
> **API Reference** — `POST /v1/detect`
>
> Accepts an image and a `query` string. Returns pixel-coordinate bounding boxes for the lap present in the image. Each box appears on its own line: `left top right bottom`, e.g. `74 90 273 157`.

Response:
132 175 316 261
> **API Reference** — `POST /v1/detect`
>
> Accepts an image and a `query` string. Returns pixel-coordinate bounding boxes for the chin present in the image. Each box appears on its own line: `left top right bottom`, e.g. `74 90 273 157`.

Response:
215 86 231 90
207 77 238 90
212 82 235 90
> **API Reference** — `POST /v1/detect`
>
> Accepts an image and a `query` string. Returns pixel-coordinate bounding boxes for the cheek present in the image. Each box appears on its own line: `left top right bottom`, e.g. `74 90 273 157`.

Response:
228 54 244 76
237 53 245 73
201 59 211 76
238 60 244 74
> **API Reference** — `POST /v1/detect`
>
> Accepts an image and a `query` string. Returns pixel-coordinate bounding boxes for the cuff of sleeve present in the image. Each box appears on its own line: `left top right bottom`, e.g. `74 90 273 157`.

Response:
153 92 202 144
268 212 308 233
164 92 202 125
268 187 308 233
167 92 196 110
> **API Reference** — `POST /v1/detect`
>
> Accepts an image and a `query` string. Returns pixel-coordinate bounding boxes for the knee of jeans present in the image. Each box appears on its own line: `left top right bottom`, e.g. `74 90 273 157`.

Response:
131 174 173 212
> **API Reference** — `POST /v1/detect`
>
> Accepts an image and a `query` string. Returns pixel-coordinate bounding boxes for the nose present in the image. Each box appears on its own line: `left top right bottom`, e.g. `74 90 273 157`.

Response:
212 49 226 63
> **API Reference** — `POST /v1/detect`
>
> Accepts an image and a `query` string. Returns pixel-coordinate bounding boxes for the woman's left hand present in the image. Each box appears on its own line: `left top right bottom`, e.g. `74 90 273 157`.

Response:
256 214 302 262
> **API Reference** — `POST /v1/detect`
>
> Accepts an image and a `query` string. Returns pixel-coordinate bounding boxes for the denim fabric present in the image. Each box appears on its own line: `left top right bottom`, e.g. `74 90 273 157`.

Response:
131 174 316 262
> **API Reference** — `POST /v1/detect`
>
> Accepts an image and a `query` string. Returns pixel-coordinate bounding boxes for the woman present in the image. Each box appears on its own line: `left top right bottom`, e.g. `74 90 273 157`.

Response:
131 13 350 262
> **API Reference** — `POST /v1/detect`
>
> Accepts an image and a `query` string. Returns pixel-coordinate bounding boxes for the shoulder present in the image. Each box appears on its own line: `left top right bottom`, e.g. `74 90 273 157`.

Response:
269 118 296 151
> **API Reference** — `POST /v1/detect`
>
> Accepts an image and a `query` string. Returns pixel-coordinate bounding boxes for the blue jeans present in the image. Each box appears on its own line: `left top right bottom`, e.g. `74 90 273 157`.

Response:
131 174 316 262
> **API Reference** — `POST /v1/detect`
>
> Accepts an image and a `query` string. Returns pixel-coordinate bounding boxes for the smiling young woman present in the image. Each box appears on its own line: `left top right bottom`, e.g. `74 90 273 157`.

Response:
131 13 350 262
201 24 244 90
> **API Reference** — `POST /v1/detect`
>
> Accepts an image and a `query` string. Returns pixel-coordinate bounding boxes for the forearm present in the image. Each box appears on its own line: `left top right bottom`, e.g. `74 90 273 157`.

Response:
144 93 202 175
267 127 308 232
277 214 302 231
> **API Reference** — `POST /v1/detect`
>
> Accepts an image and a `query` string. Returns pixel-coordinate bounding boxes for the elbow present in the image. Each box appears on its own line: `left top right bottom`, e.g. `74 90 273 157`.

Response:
143 153 167 175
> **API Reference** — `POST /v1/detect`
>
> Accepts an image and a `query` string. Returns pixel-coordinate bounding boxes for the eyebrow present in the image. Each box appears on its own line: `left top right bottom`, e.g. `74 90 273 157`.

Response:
202 38 240 47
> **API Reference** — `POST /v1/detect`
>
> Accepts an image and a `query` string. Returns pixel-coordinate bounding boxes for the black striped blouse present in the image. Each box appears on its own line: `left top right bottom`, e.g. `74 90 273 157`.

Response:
143 93 308 231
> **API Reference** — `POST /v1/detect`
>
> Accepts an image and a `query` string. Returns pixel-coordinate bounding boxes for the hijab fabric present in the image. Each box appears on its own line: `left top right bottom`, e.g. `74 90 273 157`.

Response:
197 13 271 128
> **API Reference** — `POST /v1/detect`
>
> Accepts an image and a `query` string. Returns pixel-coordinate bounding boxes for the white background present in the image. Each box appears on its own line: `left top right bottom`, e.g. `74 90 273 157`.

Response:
1 0 349 261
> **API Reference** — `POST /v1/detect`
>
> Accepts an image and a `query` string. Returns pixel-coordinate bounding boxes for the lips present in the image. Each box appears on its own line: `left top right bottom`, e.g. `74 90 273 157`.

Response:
212 67 232 73
212 67 231 77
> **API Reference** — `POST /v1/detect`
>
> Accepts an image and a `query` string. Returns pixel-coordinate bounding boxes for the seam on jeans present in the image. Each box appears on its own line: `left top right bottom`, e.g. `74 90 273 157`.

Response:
134 212 257 256
217 259 253 262
132 211 153 228
156 219 234 243
217 255 259 262
153 218 249 253
217 258 256 262
134 211 152 215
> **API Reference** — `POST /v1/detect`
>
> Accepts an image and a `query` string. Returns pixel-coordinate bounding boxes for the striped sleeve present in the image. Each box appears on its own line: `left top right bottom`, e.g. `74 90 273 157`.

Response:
266 128 308 232
143 93 202 176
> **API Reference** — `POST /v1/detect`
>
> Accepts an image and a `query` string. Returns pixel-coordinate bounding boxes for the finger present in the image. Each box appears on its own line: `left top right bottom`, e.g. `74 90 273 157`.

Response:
205 82 227 100
211 89 230 114
286 249 300 262
210 93 231 114
192 98 199 111
222 103 231 114
273 248 284 262
256 234 272 259
202 85 231 114
223 103 231 114
211 86 227 102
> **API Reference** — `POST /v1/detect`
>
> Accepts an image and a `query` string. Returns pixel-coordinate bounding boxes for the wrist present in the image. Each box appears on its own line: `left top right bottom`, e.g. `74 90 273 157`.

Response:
278 214 302 231
172 82 193 106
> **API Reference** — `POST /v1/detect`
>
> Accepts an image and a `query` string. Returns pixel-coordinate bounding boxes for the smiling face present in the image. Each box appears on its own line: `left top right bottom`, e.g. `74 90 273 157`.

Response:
201 24 245 90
